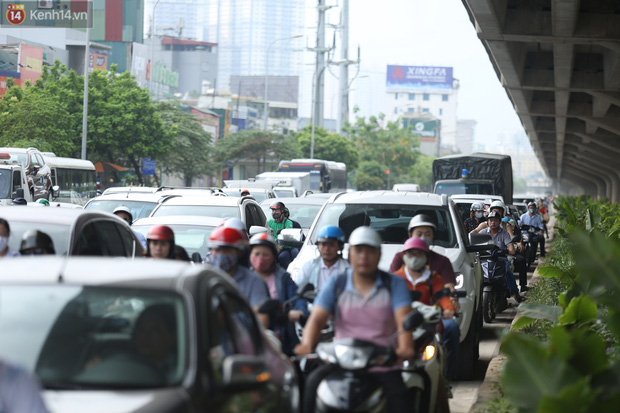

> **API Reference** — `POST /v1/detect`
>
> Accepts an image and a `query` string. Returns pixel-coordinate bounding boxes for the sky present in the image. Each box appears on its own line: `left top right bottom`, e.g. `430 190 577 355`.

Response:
301 0 527 148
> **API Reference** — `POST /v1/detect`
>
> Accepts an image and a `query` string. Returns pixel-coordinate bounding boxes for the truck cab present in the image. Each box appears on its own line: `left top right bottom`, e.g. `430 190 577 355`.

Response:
0 153 32 205
434 178 496 197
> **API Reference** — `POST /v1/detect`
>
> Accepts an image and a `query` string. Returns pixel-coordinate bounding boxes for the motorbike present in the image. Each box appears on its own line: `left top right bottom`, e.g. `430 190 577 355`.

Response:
481 247 513 323
520 224 542 270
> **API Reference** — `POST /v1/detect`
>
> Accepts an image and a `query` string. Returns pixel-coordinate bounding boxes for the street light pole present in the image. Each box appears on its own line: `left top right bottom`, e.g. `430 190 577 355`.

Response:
310 65 327 159
81 26 90 160
263 34 303 131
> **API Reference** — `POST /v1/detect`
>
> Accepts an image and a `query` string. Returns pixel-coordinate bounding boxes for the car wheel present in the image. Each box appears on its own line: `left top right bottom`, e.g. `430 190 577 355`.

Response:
456 314 478 380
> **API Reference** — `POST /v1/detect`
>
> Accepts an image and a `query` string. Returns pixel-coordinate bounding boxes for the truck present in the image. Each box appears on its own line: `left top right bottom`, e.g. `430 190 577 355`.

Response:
0 153 32 205
254 171 311 197
432 153 513 204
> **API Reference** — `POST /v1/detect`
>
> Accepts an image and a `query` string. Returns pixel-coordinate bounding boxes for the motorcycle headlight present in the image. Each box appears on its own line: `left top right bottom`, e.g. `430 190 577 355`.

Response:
334 344 373 370
454 273 464 290
422 345 436 361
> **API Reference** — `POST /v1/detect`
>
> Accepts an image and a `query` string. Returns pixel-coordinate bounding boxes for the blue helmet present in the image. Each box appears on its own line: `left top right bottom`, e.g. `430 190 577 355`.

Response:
316 226 345 244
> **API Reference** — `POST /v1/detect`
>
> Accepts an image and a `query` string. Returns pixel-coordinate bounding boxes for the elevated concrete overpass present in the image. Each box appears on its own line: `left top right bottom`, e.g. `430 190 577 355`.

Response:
462 0 620 202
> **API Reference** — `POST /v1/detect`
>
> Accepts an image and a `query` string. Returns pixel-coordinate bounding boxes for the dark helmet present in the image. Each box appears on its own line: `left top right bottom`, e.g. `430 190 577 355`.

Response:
270 201 286 211
316 226 345 245
20 230 55 255
249 232 278 257
147 225 175 242
208 226 247 251
11 197 27 206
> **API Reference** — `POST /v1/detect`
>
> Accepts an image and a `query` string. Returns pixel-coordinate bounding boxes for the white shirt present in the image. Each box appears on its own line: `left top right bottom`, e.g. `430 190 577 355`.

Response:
318 258 343 289
404 267 431 287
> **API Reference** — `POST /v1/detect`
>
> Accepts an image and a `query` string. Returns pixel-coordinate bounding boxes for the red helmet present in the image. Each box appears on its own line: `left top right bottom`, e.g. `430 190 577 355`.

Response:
147 225 175 241
270 201 286 211
208 226 247 251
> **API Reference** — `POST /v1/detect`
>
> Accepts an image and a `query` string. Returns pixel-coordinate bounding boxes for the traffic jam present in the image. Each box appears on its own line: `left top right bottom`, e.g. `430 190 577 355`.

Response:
0 149 550 412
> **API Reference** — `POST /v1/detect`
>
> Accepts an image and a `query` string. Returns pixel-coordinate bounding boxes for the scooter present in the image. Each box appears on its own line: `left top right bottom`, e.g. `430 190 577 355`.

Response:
481 248 512 323
520 224 542 270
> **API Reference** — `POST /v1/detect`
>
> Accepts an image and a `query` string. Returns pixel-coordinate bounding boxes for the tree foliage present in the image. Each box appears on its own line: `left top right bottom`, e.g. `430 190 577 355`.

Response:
215 130 301 174
295 126 359 169
155 102 213 186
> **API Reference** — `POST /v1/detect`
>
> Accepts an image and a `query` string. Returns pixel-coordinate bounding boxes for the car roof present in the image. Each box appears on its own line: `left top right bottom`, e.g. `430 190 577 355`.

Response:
0 147 33 154
0 206 88 225
259 197 328 207
87 193 168 202
450 194 503 201
102 186 159 195
133 215 224 227
328 191 448 206
159 195 245 206
0 256 219 289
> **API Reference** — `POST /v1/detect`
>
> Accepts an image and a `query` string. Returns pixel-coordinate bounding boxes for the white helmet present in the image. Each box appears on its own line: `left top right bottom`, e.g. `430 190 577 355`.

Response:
408 214 437 232
489 200 505 216
348 226 382 249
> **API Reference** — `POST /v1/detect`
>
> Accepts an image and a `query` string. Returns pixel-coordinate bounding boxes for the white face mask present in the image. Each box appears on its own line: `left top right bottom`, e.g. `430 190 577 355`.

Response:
475 212 483 219
0 236 8 252
404 255 427 271
529 208 536 214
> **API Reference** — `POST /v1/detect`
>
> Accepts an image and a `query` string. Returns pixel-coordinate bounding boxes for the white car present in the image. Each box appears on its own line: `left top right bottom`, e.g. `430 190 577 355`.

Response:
287 190 491 380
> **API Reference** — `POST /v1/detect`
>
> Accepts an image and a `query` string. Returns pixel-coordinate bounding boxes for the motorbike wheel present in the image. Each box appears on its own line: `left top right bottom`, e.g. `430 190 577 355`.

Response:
483 291 493 324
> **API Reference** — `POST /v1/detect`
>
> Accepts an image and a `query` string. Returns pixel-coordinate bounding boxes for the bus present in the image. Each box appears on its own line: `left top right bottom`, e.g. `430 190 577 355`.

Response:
43 154 97 206
278 159 347 193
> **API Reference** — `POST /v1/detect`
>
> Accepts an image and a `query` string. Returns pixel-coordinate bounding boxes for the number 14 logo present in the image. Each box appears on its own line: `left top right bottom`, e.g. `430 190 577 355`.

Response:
7 4 25 25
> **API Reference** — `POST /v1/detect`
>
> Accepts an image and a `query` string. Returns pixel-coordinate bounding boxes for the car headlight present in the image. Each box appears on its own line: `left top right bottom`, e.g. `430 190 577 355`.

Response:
455 273 464 290
334 344 373 370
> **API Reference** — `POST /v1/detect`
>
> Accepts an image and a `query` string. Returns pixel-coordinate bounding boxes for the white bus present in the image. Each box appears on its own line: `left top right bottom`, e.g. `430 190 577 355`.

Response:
43 154 97 206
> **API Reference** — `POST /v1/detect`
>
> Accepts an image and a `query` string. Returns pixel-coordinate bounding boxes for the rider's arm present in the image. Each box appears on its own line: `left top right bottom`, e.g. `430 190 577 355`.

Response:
470 221 487 234
394 306 415 361
295 306 330 355
507 242 516 256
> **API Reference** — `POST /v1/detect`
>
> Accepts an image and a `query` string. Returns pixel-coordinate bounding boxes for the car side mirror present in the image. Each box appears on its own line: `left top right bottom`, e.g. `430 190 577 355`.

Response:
12 187 24 199
466 233 496 253
221 355 270 391
278 228 304 249
51 185 60 199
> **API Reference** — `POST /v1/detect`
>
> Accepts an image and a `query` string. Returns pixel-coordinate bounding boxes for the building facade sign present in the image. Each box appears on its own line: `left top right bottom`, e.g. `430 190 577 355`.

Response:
152 61 179 88
386 65 453 89
89 51 107 72
19 43 42 84
404 118 439 141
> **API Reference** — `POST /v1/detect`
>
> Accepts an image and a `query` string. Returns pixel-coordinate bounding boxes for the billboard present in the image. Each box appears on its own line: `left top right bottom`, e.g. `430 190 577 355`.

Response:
89 51 108 72
130 42 149 88
19 43 42 85
386 65 453 89
404 118 439 142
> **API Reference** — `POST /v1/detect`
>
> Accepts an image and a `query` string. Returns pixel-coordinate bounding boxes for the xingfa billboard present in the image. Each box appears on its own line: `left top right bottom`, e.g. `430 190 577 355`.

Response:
386 65 453 89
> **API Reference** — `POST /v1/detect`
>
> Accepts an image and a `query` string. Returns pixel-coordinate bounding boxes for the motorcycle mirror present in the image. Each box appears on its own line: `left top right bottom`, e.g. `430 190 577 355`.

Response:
452 290 467 298
258 299 281 315
410 290 422 302
191 252 202 263
434 287 451 300
301 290 317 302
298 283 315 296
403 309 425 332
510 234 522 243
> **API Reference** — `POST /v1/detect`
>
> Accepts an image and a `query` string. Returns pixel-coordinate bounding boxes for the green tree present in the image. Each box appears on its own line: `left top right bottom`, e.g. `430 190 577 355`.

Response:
214 129 301 174
155 102 213 186
395 154 435 191
294 126 359 169
354 160 387 190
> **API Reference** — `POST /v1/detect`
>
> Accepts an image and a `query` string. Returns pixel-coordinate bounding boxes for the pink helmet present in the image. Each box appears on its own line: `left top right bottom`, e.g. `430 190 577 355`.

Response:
401 237 429 253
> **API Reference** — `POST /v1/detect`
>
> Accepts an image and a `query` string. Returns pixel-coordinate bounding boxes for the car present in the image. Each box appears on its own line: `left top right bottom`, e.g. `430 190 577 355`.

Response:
221 187 276 203
273 186 297 198
450 196 495 225
132 215 223 262
513 201 528 215
392 183 421 192
84 193 171 221
0 147 52 200
102 186 160 195
287 191 489 380
150 195 267 232
259 197 328 235
450 194 504 204
1 207 144 257
0 257 299 412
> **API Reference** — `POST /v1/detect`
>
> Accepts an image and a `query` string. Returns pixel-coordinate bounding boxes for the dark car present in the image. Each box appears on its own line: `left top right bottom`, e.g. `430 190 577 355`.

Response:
0 257 299 412
0 147 52 200
1 207 144 257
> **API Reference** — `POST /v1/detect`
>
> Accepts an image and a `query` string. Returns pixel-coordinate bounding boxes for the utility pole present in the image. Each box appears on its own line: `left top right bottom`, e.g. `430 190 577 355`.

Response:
313 0 330 129
336 0 352 133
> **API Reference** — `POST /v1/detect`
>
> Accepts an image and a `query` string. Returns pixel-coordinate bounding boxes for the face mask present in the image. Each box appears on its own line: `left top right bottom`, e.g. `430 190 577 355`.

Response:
529 208 535 214
404 255 427 271
272 212 281 220
0 236 8 251
417 236 433 246
475 212 483 219
250 255 274 273
210 253 238 272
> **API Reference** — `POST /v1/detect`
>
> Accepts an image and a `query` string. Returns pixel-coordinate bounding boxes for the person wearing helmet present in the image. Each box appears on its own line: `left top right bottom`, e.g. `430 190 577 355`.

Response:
294 225 350 290
394 237 460 398
240 189 250 197
519 201 546 258
0 218 20 258
389 214 457 294
19 230 55 255
113 206 147 250
207 226 269 324
268 201 297 268
464 202 486 233
283 208 301 229
296 226 414 411
146 225 175 259
249 232 307 355
481 211 522 302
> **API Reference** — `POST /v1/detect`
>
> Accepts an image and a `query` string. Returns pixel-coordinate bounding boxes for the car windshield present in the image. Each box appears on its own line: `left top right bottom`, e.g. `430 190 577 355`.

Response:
7 222 71 255
273 189 295 198
0 286 187 389
222 189 267 202
435 182 495 197
133 223 218 259
153 205 239 219
0 169 10 198
310 203 457 248
5 153 28 168
85 200 158 220
261 203 323 229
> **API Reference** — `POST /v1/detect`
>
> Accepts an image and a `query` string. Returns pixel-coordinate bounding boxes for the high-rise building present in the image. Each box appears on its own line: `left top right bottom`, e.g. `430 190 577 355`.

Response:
456 120 477 155
202 0 305 92
145 0 205 41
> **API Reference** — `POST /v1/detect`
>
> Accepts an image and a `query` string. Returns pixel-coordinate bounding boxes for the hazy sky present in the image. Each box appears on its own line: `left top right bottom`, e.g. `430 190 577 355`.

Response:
315 0 526 147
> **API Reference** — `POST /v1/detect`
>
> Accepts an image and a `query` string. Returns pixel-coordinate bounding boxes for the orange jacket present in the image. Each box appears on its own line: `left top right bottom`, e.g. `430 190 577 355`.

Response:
394 266 455 313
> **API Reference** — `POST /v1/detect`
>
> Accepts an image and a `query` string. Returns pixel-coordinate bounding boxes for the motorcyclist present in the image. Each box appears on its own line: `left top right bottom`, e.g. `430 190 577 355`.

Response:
145 225 175 259
113 206 147 250
268 201 297 268
481 212 522 302
283 207 302 229
19 230 55 255
464 202 485 233
293 225 350 290
0 218 20 258
393 237 460 388
249 232 307 355
207 226 270 327
296 226 414 412
519 202 546 258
